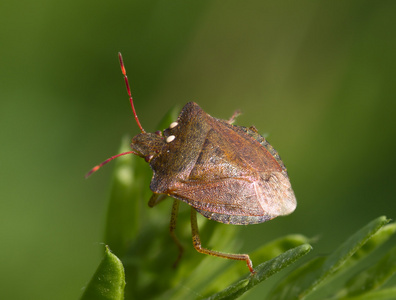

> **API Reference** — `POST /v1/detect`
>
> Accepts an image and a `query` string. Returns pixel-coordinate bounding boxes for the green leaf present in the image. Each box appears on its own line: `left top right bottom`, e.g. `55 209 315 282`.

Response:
123 214 242 299
346 223 396 268
339 287 396 300
80 246 125 300
269 216 391 300
337 245 396 298
202 234 311 295
104 135 149 257
204 244 312 300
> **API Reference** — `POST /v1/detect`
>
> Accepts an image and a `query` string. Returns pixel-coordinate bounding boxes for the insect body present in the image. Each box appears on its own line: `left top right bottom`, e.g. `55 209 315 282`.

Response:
87 53 297 274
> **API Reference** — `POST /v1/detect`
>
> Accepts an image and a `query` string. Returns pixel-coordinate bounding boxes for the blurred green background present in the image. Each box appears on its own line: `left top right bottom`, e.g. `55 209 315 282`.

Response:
1 1 395 299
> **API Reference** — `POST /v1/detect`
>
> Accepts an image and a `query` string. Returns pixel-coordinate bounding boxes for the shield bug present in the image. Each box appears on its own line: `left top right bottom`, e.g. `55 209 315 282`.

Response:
87 53 297 274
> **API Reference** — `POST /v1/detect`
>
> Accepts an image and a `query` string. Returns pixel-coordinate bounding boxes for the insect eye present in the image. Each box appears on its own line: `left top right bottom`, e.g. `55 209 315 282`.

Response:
155 130 162 136
145 154 154 162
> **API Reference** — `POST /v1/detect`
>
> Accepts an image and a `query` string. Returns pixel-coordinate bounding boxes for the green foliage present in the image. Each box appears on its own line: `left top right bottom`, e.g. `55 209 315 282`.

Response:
204 244 312 300
269 218 396 300
80 246 125 300
81 108 396 299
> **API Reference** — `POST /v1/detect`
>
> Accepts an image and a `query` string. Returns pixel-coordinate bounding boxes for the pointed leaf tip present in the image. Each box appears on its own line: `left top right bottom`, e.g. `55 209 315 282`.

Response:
80 246 125 300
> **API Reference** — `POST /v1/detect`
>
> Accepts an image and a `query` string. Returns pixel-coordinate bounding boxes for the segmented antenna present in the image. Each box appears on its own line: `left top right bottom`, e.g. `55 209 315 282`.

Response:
85 53 143 178
118 52 145 133
85 150 137 178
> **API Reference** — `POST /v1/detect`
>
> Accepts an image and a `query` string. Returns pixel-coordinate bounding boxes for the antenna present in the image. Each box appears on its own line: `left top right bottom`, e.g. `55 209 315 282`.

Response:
85 150 137 178
118 52 145 133
85 53 143 178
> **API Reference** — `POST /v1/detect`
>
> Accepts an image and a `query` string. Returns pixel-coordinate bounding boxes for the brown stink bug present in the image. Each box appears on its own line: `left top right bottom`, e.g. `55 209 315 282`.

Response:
87 53 297 274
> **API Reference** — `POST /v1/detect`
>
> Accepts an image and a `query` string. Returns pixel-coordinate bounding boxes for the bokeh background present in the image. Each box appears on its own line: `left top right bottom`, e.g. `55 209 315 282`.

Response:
1 1 395 299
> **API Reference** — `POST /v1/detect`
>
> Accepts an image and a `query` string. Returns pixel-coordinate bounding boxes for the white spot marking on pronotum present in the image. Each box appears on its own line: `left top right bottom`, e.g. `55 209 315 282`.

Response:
166 135 176 143
169 122 178 129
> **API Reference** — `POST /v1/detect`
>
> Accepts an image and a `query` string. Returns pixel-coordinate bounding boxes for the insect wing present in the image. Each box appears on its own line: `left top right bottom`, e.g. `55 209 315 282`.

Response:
162 105 296 224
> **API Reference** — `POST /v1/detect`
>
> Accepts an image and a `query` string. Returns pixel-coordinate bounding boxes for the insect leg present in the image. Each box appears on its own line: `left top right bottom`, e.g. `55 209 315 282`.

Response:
148 193 167 207
170 199 184 267
190 208 255 274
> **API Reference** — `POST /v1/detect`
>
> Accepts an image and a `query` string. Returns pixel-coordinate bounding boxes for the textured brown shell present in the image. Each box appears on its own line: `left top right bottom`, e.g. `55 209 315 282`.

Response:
146 102 296 225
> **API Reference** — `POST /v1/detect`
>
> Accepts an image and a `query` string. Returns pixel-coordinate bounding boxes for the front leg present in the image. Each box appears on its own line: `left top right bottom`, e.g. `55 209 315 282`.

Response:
169 199 184 267
149 194 184 267
148 193 167 207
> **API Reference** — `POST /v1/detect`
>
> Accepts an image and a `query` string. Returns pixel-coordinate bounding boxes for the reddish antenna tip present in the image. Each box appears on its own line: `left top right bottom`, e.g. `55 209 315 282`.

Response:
85 150 139 178
85 165 100 179
118 52 126 75
118 52 145 133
